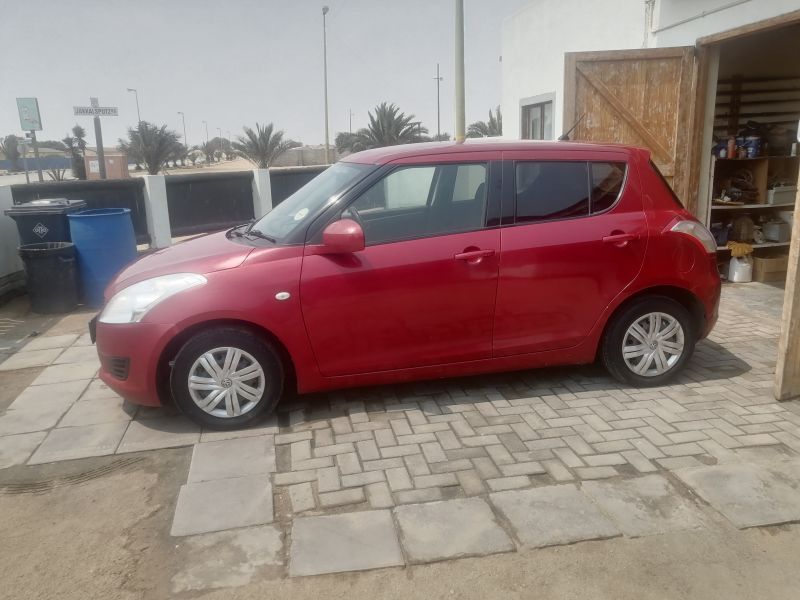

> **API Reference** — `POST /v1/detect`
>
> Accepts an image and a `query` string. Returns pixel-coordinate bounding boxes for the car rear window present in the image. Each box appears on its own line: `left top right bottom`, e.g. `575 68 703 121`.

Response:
515 161 590 223
649 160 684 207
590 162 626 213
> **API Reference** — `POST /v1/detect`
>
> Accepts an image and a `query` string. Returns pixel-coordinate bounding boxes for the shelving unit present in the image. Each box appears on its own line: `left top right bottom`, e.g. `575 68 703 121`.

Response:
717 241 791 251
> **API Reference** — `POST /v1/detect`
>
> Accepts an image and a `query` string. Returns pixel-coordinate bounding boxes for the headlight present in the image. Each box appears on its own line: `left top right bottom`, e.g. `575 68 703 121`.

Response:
670 220 717 254
99 273 207 324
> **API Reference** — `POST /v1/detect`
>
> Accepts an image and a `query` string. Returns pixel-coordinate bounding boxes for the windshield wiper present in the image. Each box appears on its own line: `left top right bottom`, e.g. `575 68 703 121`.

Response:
244 229 277 243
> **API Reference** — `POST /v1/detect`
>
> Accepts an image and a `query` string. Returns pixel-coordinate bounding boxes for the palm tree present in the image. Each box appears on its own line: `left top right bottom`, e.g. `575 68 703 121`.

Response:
232 123 299 168
198 141 218 165
337 103 428 154
467 106 502 138
63 124 88 179
0 135 21 171
118 121 181 175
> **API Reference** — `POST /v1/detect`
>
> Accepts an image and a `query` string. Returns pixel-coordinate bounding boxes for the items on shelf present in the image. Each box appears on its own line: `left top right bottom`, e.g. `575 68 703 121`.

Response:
726 240 753 257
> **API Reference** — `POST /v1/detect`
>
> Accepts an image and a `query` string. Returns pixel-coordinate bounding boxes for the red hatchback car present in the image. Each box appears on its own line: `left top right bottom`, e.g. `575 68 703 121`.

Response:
94 141 720 429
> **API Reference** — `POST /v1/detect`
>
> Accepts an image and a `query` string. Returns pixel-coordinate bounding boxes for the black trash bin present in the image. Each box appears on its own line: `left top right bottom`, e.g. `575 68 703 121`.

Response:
18 242 79 314
4 198 87 244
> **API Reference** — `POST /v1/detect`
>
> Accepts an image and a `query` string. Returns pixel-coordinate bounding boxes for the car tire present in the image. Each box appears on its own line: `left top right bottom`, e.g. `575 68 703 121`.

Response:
170 327 283 430
601 296 696 387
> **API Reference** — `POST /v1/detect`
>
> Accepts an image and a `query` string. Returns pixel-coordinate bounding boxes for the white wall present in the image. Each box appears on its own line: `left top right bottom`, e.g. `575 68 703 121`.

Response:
501 0 646 140
651 0 800 46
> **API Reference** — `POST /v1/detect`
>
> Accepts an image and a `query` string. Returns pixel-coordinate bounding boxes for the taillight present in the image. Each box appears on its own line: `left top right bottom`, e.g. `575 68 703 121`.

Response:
669 219 717 254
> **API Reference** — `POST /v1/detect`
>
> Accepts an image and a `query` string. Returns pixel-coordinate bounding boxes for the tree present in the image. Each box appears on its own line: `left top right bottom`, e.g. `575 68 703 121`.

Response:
232 123 299 168
467 106 502 138
0 135 21 171
47 167 68 181
118 121 181 175
187 148 202 167
336 103 427 154
198 140 218 165
63 124 88 179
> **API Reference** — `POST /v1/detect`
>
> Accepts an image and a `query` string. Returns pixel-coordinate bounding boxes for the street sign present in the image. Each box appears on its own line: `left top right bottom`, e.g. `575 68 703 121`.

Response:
16 97 42 131
73 106 119 117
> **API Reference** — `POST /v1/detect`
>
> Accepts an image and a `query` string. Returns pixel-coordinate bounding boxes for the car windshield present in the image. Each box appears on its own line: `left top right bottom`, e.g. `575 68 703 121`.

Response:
250 162 373 242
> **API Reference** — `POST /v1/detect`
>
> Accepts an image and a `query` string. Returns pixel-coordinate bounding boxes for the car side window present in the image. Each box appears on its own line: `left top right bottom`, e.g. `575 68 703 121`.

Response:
590 162 626 213
514 161 589 223
347 163 488 245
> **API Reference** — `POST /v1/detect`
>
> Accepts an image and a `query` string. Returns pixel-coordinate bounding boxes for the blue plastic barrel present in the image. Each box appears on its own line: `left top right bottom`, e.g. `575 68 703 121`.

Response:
67 208 137 307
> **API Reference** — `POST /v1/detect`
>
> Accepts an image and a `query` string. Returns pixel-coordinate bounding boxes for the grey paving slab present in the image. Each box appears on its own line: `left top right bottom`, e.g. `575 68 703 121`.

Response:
116 417 200 453
188 436 276 482
80 379 123 401
0 431 47 469
675 459 800 529
8 379 88 411
30 362 98 385
394 498 514 563
582 474 707 537
289 510 403 576
20 334 79 351
58 397 136 427
28 422 128 464
171 525 283 593
53 345 100 365
72 333 94 347
199 419 279 443
491 485 620 548
171 476 274 537
0 348 62 371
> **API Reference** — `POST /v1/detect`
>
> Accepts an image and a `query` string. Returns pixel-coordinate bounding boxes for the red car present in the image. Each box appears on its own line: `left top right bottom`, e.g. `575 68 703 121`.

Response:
93 141 720 429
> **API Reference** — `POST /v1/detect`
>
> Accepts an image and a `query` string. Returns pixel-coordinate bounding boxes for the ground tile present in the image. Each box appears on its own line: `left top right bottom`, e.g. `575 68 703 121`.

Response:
582 474 706 537
171 476 273 536
80 379 123 401
8 379 88 411
28 422 128 464
19 333 79 352
58 397 136 427
188 436 276 482
116 417 200 453
0 431 47 469
394 498 514 563
289 510 403 576
53 345 100 365
171 525 283 593
674 459 800 528
0 348 62 371
491 484 620 548
30 361 98 385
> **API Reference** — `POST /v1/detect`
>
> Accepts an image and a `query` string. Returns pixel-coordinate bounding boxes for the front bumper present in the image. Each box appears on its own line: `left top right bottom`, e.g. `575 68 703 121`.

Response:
94 319 176 407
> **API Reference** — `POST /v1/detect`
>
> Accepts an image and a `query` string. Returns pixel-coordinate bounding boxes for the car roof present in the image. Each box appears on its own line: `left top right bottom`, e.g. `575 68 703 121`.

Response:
340 139 644 165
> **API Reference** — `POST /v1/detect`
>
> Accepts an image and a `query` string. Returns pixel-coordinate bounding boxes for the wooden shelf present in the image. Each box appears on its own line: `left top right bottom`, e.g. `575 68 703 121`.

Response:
711 202 795 210
717 241 791 251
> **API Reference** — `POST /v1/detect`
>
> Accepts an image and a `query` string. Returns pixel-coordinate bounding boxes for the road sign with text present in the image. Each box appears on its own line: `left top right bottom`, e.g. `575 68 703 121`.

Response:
73 106 119 117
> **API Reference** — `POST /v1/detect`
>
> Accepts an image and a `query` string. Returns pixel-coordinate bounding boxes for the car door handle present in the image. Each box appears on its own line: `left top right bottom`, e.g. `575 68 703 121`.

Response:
454 249 495 262
602 233 639 245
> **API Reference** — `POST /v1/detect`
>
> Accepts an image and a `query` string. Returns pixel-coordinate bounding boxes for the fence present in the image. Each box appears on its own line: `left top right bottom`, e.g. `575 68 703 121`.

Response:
165 171 254 237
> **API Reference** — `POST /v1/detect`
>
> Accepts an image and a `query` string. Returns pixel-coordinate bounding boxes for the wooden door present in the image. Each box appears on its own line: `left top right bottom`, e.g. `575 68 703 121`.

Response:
564 47 701 213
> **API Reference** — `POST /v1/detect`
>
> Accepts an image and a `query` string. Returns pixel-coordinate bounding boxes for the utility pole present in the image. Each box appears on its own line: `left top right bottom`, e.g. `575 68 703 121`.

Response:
30 131 43 182
349 109 354 134
178 111 187 147
202 120 209 144
434 63 443 139
126 88 141 125
19 139 30 184
322 5 331 164
454 0 466 143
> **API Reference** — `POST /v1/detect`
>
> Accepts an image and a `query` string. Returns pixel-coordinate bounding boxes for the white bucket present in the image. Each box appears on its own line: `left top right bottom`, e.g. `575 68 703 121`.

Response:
728 256 753 283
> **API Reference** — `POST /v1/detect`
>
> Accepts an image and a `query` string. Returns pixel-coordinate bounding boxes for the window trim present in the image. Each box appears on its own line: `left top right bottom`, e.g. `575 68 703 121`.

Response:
510 159 628 227
336 161 496 248
520 93 555 141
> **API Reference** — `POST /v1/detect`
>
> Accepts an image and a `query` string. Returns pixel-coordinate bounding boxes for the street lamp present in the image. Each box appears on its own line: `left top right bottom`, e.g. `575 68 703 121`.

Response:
178 111 187 148
348 109 354 134
202 120 209 144
126 88 141 125
434 64 444 139
322 5 330 164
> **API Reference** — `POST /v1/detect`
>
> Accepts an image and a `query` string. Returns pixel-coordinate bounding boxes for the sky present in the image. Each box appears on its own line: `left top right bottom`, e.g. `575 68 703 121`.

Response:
0 0 529 148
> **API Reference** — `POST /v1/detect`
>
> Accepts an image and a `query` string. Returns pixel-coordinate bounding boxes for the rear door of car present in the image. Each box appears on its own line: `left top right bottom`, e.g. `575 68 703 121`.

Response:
493 149 647 356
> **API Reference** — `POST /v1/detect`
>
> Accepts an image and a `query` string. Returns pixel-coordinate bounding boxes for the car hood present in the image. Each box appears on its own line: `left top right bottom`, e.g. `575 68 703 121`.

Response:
106 231 254 298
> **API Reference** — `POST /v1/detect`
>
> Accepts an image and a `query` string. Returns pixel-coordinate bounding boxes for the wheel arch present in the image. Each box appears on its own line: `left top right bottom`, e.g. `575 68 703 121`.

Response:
156 318 297 405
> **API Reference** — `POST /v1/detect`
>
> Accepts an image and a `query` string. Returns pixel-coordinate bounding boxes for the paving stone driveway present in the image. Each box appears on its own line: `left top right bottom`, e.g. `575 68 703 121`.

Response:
2 283 800 589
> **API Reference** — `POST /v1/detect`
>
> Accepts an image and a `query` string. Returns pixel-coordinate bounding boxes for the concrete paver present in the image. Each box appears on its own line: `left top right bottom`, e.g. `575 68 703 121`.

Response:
674 459 800 529
31 362 97 385
58 397 136 427
188 436 276 482
28 422 128 464
582 474 707 537
171 475 274 536
0 431 46 468
395 498 514 563
19 333 78 351
0 348 62 371
491 485 620 548
289 510 403 576
116 417 200 453
53 345 100 365
170 525 283 593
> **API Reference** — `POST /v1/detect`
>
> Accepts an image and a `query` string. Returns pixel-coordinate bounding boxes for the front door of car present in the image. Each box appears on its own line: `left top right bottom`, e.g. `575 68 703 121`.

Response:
300 158 501 377
493 151 648 356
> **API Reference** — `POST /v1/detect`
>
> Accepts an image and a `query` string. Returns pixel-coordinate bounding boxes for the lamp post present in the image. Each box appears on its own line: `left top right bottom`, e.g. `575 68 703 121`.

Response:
178 111 187 148
349 109 354 134
454 0 465 143
126 88 141 125
322 5 330 164
434 63 443 139
202 120 209 144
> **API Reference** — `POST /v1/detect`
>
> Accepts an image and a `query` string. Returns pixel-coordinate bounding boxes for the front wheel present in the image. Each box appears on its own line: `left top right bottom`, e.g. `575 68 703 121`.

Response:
171 327 283 429
601 296 696 387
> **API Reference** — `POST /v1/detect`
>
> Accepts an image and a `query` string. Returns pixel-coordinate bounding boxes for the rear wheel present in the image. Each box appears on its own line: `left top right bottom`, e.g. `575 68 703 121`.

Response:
602 296 696 387
171 327 283 429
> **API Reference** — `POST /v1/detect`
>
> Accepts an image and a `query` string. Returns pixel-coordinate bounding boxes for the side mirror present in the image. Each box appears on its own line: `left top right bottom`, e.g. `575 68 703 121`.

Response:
319 218 365 254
